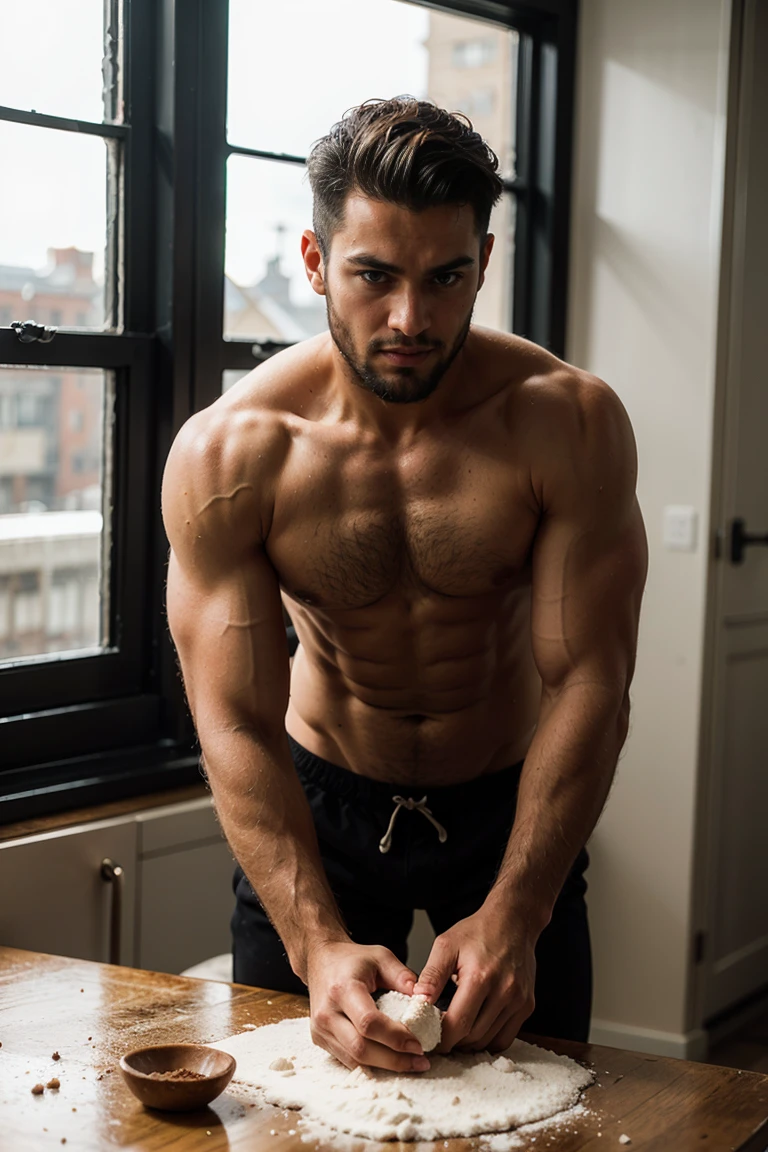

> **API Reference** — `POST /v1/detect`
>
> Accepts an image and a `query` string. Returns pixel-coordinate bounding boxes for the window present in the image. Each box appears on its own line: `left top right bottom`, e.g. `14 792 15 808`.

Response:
211 0 577 396
12 571 43 638
456 88 496 118
0 0 578 823
452 37 499 69
0 0 195 820
16 390 41 426
0 577 9 640
1 123 110 332
222 1 518 353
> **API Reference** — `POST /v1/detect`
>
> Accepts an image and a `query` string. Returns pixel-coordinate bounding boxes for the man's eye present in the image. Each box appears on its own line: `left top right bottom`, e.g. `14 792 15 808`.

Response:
357 270 463 286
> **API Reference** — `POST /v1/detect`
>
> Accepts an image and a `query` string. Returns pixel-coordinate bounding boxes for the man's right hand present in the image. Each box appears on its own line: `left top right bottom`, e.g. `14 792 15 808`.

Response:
306 941 431 1073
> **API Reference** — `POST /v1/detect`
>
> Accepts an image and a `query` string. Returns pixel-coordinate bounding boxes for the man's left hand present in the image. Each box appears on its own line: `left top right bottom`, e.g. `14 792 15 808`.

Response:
412 906 537 1053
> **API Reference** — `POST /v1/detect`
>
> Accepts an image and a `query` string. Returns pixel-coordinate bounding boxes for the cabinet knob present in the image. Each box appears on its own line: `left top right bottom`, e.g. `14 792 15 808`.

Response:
100 858 123 966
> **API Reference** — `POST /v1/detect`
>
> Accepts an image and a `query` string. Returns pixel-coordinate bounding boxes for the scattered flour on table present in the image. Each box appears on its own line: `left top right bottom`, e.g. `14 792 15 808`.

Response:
376 991 442 1052
210 1016 594 1142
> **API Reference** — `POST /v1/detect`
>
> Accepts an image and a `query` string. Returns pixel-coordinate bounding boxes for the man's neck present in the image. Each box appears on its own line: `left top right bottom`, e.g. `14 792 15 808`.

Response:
326 332 477 447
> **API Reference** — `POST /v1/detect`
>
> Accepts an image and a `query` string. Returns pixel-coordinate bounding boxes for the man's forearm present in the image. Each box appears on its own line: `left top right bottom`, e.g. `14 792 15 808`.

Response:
202 727 349 980
486 681 629 934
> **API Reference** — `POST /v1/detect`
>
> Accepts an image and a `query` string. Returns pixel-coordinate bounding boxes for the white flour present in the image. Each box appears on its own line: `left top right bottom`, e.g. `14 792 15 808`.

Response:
376 991 442 1052
211 1016 594 1142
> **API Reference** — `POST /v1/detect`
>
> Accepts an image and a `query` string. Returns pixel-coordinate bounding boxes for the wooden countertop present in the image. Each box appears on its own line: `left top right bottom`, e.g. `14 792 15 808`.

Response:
0 783 210 844
0 947 766 1151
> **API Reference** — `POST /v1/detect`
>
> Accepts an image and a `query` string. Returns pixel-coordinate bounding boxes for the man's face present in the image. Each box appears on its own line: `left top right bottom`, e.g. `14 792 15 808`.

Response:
302 195 494 404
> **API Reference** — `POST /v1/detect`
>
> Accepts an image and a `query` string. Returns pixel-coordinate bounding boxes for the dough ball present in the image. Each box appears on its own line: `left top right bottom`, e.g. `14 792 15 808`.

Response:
377 991 442 1052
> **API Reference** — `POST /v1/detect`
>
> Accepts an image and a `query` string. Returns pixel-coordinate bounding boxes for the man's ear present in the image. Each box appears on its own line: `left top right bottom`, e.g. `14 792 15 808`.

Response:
301 230 326 296
477 233 495 290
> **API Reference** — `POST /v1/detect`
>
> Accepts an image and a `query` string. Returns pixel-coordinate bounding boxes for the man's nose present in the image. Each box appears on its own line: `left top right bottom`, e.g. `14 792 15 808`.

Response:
387 288 430 337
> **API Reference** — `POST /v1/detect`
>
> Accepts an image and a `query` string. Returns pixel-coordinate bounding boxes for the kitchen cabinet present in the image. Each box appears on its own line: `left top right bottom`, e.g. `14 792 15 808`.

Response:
0 795 233 974
0 815 137 965
134 798 234 974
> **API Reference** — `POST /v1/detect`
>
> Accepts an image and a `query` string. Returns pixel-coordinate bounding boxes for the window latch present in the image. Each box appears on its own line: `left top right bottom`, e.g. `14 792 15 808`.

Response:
251 340 284 361
11 320 57 344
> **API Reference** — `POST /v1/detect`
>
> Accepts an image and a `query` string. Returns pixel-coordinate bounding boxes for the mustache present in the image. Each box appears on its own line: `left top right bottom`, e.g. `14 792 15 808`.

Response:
370 340 441 352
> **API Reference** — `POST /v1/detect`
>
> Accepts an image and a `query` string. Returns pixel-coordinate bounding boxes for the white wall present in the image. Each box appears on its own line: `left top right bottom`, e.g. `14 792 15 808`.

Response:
567 0 732 1056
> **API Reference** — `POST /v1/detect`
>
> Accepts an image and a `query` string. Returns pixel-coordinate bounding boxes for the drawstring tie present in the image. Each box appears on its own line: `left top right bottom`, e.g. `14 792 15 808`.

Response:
378 795 448 854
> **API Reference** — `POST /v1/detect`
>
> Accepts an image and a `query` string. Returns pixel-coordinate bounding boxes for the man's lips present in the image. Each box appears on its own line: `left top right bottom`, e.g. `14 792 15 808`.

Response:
378 348 435 364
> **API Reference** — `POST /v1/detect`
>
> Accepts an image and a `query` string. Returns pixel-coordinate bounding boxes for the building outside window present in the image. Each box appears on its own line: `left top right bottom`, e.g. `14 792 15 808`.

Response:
452 36 499 69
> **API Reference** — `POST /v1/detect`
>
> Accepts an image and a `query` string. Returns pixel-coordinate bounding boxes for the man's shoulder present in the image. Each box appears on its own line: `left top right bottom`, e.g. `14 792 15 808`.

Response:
163 339 329 548
221 332 331 417
478 330 628 442
170 334 331 474
529 366 628 442
474 331 637 503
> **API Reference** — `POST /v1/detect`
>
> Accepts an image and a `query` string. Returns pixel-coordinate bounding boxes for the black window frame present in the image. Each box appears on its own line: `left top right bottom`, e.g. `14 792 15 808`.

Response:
0 0 578 825
0 0 198 819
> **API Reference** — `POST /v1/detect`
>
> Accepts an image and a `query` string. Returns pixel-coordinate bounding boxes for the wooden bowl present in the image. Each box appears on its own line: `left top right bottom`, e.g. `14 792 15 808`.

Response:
119 1043 236 1111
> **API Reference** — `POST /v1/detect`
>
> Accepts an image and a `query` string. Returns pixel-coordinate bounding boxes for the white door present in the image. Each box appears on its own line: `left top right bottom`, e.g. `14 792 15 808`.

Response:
697 0 768 1022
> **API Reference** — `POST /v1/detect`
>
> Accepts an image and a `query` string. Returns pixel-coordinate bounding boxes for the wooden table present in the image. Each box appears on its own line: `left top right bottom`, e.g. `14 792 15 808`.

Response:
1 948 766 1151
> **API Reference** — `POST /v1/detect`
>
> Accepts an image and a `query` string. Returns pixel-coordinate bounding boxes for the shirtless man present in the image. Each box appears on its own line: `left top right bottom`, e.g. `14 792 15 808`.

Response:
163 97 647 1075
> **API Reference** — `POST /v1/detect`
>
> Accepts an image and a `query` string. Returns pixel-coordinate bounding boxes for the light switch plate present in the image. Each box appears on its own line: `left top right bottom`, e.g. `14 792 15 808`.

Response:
663 505 698 551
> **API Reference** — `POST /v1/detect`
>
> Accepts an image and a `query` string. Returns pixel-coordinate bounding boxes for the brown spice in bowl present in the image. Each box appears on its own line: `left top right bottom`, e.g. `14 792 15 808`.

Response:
146 1068 207 1082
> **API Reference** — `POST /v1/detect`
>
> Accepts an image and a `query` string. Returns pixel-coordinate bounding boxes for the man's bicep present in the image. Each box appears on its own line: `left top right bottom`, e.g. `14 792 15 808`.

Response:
530 501 647 700
162 409 289 740
529 381 648 700
166 543 290 744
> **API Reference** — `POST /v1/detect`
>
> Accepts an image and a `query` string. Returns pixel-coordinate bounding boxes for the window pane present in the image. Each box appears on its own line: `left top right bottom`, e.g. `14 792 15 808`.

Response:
475 193 516 333
426 11 517 181
222 370 251 393
0 0 114 124
227 1 516 180
228 0 429 157
0 122 112 332
225 157 327 343
0 366 111 663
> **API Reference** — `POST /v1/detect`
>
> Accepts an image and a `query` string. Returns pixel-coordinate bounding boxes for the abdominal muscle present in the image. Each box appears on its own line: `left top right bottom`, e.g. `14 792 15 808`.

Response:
283 589 541 787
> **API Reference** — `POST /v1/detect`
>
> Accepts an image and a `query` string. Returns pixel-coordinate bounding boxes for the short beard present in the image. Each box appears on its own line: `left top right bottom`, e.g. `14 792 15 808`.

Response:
326 292 474 405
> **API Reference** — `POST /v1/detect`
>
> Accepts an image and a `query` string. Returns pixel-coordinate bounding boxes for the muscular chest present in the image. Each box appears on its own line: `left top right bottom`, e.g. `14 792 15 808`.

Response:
268 430 538 609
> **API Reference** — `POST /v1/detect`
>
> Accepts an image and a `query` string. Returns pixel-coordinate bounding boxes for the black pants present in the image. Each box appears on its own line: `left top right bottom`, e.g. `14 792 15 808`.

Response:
232 735 592 1043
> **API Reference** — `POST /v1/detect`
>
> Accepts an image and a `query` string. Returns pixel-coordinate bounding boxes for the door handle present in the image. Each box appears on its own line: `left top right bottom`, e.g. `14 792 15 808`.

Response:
100 858 123 965
729 518 768 564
